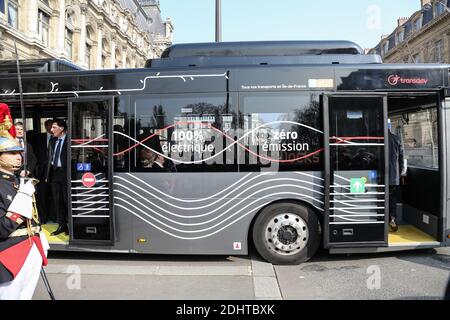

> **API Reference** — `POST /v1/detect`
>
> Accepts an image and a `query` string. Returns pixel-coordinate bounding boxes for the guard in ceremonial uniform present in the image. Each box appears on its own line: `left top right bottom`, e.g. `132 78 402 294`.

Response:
0 103 49 300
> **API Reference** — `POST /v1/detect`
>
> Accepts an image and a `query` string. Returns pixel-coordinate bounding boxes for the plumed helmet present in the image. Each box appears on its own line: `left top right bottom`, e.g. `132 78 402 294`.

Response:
0 103 23 153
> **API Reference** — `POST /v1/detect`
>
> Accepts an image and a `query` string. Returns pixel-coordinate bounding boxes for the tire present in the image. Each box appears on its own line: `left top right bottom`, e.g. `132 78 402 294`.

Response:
252 202 321 265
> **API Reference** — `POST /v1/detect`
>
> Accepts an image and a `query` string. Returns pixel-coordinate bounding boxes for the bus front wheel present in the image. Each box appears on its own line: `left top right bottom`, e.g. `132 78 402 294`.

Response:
252 202 321 265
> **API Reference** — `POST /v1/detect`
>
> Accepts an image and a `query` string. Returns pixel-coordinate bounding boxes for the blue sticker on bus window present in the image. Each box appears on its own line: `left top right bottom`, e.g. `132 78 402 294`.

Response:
77 163 92 171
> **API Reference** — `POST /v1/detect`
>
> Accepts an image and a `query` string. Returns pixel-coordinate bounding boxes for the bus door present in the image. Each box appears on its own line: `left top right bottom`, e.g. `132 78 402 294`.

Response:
323 94 388 248
68 97 115 245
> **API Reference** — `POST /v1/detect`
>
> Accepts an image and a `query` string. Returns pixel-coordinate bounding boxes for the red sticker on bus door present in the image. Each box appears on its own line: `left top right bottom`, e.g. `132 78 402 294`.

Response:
82 172 96 188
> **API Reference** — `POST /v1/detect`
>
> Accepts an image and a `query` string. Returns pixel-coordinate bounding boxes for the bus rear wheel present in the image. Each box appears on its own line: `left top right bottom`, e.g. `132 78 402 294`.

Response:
252 202 321 265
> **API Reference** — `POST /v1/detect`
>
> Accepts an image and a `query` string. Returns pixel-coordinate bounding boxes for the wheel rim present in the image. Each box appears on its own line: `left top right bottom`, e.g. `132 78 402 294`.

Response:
264 213 309 256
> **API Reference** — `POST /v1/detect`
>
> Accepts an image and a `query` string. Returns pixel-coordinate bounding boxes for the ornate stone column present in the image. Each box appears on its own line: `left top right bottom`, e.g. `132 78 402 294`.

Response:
96 20 103 69
57 0 66 56
49 10 59 51
77 4 87 67
27 0 39 39
110 34 116 69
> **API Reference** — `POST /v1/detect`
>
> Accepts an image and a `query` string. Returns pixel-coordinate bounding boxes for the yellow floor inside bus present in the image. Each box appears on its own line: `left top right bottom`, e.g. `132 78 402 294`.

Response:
42 223 69 244
388 225 436 244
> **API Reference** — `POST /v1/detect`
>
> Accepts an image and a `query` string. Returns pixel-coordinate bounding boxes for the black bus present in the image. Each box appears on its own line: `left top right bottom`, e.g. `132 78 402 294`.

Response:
0 41 449 265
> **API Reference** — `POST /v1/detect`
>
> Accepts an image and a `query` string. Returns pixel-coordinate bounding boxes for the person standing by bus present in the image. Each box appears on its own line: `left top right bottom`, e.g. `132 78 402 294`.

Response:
388 120 404 232
47 120 69 236
32 119 54 223
14 122 37 178
0 103 49 299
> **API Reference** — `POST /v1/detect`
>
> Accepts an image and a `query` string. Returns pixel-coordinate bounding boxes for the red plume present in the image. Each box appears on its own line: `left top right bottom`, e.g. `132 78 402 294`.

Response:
0 103 16 138
9 123 16 138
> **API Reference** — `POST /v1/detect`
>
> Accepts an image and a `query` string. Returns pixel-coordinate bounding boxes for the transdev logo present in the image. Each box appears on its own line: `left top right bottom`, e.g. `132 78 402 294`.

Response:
387 74 429 86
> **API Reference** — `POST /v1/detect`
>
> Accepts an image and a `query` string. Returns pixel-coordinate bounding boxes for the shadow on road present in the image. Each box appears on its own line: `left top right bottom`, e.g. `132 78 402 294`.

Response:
47 250 252 264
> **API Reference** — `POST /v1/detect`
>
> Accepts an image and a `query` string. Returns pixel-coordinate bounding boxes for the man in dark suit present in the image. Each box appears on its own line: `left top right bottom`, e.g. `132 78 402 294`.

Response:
32 119 53 179
32 119 56 224
47 119 69 236
31 119 54 223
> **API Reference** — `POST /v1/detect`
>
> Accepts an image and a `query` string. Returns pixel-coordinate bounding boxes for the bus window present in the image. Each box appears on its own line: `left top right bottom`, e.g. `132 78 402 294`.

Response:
131 94 236 172
113 97 130 172
328 96 385 174
40 118 53 132
391 108 438 169
239 93 323 172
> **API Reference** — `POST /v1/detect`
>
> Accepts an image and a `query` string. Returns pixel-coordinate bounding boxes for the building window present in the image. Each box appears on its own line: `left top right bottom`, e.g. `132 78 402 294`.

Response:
391 108 439 169
86 28 94 69
434 40 444 62
412 53 421 63
102 40 110 69
86 43 91 69
0 0 5 14
8 0 18 29
65 28 73 59
413 16 422 31
382 41 389 55
435 1 446 16
396 30 404 45
38 10 50 46
65 10 76 59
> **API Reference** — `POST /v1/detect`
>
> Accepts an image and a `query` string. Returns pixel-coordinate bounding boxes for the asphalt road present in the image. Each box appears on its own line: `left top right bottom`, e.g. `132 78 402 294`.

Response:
33 246 450 300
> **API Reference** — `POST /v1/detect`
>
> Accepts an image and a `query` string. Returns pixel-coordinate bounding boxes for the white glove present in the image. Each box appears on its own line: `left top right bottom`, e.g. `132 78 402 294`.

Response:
18 178 36 196
7 179 35 220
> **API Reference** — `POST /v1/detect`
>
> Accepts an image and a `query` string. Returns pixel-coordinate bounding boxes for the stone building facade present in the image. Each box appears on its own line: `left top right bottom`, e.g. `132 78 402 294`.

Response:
0 0 173 69
370 0 450 64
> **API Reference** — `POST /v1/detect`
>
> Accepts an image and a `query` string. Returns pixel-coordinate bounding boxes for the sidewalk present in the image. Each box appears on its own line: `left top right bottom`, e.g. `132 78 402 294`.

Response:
33 253 282 300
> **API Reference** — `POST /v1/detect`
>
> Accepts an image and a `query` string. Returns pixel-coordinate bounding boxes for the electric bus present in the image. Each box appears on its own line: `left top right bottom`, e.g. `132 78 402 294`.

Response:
0 41 449 265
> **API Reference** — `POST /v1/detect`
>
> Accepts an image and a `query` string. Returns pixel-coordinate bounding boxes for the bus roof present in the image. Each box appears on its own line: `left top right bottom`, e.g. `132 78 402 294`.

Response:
161 41 366 58
0 59 83 74
148 41 383 68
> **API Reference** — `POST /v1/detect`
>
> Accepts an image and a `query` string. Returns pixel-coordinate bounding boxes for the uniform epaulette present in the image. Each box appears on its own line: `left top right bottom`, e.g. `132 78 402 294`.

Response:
1 174 13 181
5 212 24 225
